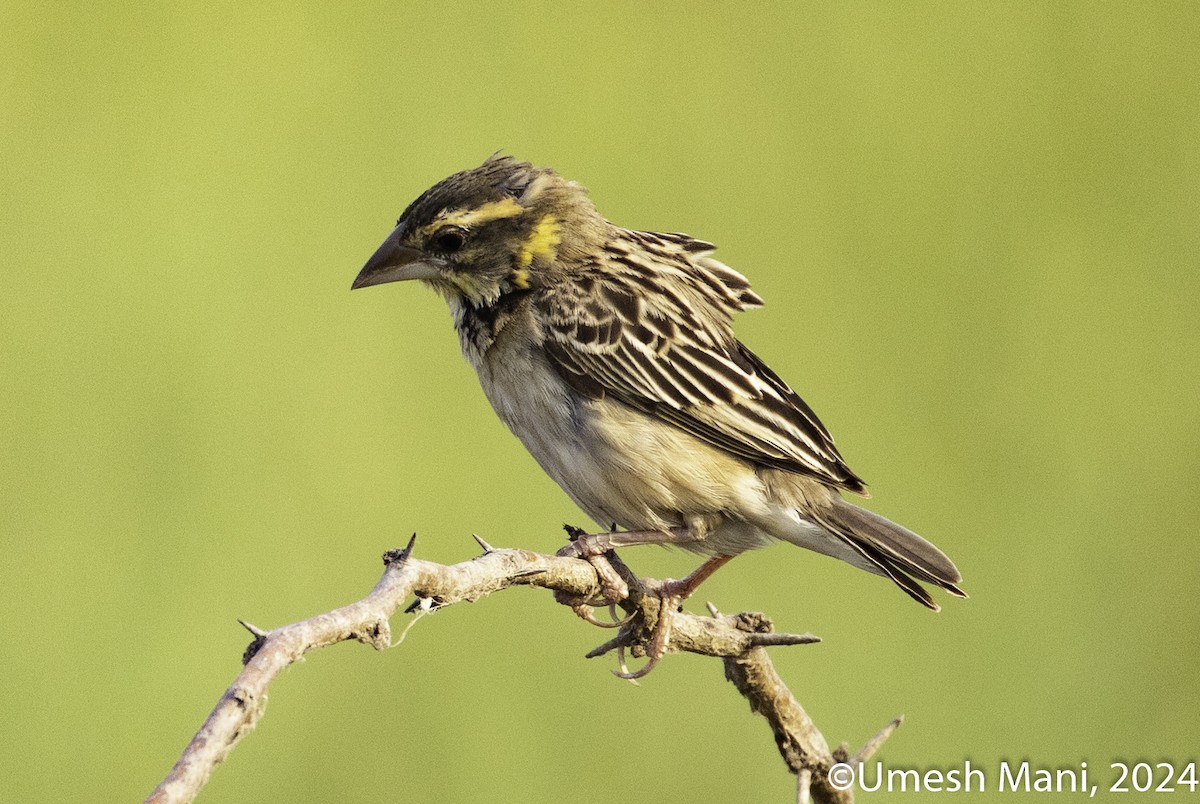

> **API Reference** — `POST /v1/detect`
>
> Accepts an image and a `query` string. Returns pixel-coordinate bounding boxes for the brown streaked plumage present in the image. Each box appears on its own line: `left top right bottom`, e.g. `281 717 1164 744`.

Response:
353 155 963 625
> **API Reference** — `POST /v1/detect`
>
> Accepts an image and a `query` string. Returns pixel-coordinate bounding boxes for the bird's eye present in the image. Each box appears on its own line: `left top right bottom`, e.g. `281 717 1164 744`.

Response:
432 227 466 253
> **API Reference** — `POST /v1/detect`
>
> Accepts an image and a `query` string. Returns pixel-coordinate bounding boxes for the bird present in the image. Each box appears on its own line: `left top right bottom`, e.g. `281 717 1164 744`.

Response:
353 155 963 674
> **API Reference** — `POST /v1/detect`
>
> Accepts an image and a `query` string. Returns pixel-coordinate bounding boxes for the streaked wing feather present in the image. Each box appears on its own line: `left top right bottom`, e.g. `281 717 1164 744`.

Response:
539 231 866 492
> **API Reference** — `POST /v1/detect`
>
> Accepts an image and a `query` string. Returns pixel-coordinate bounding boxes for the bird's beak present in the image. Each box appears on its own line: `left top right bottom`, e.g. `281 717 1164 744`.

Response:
351 226 442 290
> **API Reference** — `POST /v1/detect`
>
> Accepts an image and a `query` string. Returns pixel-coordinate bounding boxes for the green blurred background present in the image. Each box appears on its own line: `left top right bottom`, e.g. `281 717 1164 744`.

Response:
3 3 1197 802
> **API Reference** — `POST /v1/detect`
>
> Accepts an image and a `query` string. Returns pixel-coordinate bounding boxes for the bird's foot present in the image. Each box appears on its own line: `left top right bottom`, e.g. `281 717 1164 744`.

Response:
556 525 636 626
557 525 632 606
556 524 697 607
612 554 736 680
558 528 737 680
570 602 635 628
612 584 682 680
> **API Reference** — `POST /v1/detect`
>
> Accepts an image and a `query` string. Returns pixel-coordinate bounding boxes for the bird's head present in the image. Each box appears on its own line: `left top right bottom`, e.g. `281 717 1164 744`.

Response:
352 155 601 307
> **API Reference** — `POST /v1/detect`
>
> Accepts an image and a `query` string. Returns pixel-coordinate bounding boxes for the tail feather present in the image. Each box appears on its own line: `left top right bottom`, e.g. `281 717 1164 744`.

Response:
821 497 965 610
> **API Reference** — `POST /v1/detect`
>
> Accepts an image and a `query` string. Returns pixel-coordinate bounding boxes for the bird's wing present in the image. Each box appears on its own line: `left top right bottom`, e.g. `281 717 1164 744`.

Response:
537 231 867 493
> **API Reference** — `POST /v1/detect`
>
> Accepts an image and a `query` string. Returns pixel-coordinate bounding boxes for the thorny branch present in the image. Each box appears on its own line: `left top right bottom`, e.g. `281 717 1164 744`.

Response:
145 534 900 804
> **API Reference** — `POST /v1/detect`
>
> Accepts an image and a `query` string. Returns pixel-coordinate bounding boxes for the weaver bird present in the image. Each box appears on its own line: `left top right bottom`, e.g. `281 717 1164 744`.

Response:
354 156 963 675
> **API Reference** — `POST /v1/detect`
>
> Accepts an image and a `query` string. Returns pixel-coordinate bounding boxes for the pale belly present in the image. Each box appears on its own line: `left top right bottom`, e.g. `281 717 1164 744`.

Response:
473 337 779 553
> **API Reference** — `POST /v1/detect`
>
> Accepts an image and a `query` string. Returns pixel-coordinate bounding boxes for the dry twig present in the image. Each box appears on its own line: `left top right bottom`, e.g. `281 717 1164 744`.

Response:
145 535 900 804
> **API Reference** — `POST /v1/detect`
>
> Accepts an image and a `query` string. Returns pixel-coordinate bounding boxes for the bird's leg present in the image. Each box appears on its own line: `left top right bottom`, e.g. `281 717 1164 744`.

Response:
658 553 737 602
556 526 698 558
616 553 736 680
558 526 698 623
558 527 736 676
556 526 703 626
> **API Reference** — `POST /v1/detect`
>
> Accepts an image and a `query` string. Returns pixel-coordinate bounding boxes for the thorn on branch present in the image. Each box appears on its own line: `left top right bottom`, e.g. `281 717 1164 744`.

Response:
238 619 267 638
852 715 904 765
747 632 822 648
471 533 495 553
382 534 418 566
153 536 895 803
238 619 269 664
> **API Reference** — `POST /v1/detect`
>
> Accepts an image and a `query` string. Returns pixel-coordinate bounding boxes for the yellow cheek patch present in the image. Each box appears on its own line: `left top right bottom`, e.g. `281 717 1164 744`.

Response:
447 272 492 300
517 214 561 270
420 196 524 236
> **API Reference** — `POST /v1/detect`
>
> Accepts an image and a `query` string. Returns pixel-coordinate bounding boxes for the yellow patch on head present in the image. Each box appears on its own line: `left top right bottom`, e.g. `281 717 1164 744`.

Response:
420 196 524 236
517 214 561 270
446 271 494 301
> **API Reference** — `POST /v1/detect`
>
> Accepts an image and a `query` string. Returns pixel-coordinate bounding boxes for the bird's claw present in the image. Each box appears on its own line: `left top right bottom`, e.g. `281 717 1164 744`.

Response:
610 559 732 679
587 554 630 603
561 534 731 680
611 588 682 680
557 535 631 604
570 602 634 628
558 553 631 627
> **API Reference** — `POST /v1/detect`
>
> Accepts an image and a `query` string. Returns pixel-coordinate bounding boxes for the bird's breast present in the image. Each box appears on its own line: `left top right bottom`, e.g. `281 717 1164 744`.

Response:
469 318 773 543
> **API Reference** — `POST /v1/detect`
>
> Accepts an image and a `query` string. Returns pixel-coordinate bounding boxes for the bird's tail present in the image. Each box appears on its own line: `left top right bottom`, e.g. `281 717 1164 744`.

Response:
817 497 966 611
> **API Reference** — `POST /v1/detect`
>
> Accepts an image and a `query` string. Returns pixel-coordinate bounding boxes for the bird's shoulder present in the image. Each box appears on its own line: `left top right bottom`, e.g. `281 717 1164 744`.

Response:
538 227 762 351
532 228 867 493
